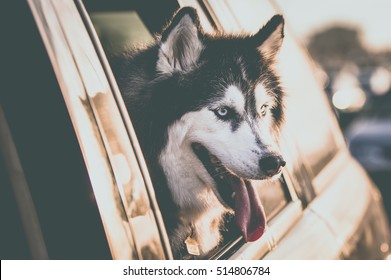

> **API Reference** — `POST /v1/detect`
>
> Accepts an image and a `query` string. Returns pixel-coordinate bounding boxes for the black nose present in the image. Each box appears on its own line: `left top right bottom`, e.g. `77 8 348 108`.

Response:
259 156 286 177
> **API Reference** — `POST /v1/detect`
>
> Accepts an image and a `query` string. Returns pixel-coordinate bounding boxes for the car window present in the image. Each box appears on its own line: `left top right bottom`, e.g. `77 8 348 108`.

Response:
84 0 292 259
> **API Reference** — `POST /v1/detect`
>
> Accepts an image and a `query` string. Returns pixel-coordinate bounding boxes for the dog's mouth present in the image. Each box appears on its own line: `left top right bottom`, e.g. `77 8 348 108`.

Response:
192 143 266 242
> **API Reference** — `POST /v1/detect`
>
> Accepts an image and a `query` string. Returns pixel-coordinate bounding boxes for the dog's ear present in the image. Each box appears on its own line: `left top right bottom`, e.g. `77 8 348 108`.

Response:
157 7 204 74
253 15 284 62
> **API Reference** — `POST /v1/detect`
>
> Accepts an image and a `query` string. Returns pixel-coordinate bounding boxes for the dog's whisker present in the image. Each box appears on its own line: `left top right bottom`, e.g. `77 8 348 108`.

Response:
211 170 232 177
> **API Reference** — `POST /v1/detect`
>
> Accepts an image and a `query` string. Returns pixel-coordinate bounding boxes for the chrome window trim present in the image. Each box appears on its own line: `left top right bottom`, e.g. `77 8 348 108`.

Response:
53 0 168 259
28 0 170 259
75 0 173 260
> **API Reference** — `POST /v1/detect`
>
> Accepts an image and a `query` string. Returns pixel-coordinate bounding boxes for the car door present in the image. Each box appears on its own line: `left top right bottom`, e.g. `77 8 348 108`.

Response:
6 0 387 260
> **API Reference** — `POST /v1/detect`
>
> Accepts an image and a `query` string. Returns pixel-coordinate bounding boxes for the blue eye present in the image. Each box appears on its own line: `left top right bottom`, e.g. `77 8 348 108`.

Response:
217 107 228 117
213 106 233 120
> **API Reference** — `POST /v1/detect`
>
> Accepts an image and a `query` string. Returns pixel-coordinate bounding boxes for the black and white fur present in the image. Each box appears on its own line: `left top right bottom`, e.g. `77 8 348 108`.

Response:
112 7 285 258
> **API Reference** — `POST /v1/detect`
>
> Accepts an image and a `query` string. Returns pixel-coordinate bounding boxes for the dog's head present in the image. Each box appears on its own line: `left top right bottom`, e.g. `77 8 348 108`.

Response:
156 7 285 242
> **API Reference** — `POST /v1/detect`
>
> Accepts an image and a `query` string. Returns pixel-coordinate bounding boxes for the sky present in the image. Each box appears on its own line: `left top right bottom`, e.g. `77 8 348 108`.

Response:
274 0 391 51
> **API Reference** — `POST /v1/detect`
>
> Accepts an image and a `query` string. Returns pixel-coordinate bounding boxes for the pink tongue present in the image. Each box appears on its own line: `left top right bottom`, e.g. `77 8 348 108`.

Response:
230 178 266 242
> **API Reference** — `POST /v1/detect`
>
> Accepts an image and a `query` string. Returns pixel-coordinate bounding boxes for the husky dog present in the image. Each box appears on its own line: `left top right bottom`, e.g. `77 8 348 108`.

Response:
112 7 286 258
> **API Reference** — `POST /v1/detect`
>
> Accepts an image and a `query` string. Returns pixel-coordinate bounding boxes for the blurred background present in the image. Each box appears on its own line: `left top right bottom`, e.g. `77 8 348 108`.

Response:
276 0 391 220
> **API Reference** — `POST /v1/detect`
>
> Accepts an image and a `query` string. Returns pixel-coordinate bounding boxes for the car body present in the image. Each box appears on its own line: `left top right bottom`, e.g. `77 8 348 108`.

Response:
1 0 390 260
347 117 391 224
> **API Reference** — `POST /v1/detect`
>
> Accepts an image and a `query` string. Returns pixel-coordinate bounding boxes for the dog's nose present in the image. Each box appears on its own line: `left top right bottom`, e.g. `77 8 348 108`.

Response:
259 156 286 177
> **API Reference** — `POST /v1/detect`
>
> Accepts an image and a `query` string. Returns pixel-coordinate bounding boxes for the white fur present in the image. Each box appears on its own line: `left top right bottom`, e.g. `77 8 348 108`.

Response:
159 115 227 254
219 85 245 115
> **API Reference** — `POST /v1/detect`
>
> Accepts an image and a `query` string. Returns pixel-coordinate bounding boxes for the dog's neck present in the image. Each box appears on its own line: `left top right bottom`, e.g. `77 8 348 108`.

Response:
157 121 229 256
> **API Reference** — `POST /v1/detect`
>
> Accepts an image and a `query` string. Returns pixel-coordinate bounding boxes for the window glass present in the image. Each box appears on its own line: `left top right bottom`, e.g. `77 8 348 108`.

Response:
86 0 290 259
91 11 153 54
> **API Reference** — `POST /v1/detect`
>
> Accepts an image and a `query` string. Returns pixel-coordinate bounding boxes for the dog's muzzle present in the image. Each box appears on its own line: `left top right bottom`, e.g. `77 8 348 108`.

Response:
192 143 285 243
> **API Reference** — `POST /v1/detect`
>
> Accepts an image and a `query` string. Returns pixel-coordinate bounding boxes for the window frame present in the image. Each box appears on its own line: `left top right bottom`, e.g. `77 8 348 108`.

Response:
28 0 172 260
79 0 304 259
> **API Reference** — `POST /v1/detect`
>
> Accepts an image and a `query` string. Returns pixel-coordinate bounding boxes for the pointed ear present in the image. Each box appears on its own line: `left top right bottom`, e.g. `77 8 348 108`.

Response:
157 7 204 74
253 15 284 62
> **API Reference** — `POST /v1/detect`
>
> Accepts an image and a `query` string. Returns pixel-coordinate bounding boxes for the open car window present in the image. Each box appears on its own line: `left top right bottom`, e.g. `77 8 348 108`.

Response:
83 0 295 259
